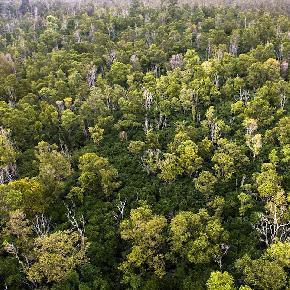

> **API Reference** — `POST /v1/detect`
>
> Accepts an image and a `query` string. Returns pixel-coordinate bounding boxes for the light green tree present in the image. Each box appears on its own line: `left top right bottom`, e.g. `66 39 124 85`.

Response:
236 255 287 290
0 178 46 216
212 138 248 181
176 140 203 177
206 271 235 290
119 205 167 286
170 209 228 265
194 171 217 200
159 153 182 182
266 241 290 267
88 124 104 145
27 230 89 284
35 141 72 183
0 127 17 184
79 153 119 196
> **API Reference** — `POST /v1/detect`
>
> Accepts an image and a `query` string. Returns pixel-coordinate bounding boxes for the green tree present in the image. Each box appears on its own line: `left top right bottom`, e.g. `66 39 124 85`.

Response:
212 138 248 181
159 153 182 182
0 178 46 216
78 153 119 196
109 61 132 86
194 171 217 200
266 241 290 267
206 271 235 290
88 124 104 145
236 256 287 290
170 209 228 265
176 140 203 177
35 141 72 184
119 205 167 287
27 230 89 285
0 127 17 183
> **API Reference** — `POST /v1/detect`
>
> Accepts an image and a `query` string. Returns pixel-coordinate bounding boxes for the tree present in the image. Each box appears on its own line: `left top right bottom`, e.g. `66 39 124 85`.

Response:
246 134 262 159
243 118 262 158
158 132 203 181
35 141 72 184
78 153 119 196
176 140 203 177
266 241 290 267
27 230 89 285
3 210 34 278
158 153 182 182
61 109 83 147
4 209 31 240
247 59 280 88
194 171 217 200
88 124 104 145
38 102 59 141
253 163 289 246
0 178 46 216
202 107 229 144
212 138 248 181
236 256 287 290
119 205 167 287
184 49 200 70
0 127 17 184
170 209 228 265
128 140 145 155
108 61 132 86
206 271 235 290
255 163 283 201
276 116 290 146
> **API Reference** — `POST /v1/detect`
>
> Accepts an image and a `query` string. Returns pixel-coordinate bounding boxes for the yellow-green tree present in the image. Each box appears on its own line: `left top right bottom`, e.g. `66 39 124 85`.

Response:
79 153 119 196
119 205 167 287
206 271 235 290
27 230 89 284
170 209 228 265
0 127 17 184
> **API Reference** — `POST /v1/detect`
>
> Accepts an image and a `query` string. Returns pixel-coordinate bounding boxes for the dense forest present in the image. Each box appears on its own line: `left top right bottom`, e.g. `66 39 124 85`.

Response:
0 0 290 289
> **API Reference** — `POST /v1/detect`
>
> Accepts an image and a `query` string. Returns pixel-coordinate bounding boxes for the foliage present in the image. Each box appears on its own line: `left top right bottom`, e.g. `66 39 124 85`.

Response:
0 0 289 288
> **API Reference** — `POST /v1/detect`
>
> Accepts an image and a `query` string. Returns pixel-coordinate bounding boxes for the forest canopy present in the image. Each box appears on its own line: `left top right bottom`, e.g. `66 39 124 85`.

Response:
0 0 290 289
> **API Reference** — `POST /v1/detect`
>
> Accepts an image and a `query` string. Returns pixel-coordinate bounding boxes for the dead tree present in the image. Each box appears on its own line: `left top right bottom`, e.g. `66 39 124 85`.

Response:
65 203 86 245
214 243 230 269
253 206 290 246
86 65 96 87
113 199 126 221
33 214 51 236
119 130 128 142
